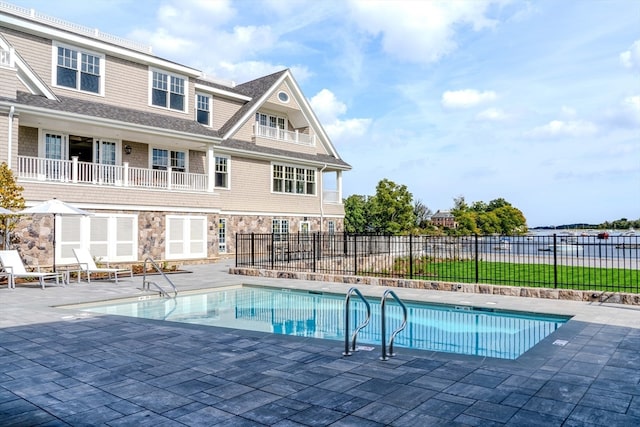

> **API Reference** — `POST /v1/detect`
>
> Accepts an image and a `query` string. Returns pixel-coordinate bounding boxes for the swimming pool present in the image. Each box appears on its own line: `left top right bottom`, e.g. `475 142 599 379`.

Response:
75 285 570 360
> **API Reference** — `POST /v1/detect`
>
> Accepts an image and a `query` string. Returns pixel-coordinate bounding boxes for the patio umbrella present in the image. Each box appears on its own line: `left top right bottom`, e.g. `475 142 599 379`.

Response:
18 198 91 271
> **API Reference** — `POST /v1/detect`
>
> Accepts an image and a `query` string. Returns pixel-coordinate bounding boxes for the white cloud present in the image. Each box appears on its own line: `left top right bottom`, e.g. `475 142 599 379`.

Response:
620 39 640 71
477 108 507 121
310 89 371 142
442 89 497 109
528 120 598 138
349 0 503 64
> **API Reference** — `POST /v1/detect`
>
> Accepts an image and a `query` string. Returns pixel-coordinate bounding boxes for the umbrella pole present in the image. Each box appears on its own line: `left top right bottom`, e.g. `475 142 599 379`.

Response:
53 213 56 272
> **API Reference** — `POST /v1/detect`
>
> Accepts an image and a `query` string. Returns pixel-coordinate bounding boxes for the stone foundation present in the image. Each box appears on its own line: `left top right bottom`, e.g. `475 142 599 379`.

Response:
229 267 640 306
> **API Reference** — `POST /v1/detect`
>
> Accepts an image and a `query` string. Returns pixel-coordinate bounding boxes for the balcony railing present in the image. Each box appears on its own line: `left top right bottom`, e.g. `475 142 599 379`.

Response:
0 46 14 67
254 124 315 146
17 156 209 192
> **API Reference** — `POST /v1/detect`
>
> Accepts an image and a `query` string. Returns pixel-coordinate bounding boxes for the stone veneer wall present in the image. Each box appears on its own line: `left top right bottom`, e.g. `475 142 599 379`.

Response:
229 267 640 306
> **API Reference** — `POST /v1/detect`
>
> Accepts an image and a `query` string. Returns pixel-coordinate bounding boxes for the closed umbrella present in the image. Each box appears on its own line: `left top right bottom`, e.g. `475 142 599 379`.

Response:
18 198 91 271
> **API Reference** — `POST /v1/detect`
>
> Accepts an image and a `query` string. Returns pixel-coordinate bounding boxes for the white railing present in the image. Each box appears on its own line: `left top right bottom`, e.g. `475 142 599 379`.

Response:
0 1 153 54
254 124 315 146
0 46 13 67
323 190 340 203
17 156 209 192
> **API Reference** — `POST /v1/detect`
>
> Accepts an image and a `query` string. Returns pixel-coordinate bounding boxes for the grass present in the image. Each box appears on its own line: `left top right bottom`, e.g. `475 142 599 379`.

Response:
383 259 640 293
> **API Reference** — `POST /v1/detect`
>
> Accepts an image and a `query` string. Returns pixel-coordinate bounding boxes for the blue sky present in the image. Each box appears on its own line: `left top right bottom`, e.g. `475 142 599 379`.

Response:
8 0 640 227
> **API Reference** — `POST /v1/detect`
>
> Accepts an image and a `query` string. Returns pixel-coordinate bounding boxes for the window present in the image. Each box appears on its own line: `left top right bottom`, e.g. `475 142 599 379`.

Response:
151 70 186 111
58 214 137 264
196 94 211 125
256 113 286 139
54 44 103 94
152 148 185 172
273 219 289 241
328 221 335 235
215 156 229 188
218 218 227 253
166 216 207 259
277 91 289 103
272 163 316 195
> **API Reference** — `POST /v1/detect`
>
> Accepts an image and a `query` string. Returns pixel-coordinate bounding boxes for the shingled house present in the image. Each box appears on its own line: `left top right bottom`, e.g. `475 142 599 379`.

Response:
0 3 350 267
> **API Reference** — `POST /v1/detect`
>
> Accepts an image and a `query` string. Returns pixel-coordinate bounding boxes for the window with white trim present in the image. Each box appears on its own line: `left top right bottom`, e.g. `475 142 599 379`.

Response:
58 214 137 264
152 148 186 172
54 43 104 94
218 218 227 253
256 112 286 139
196 93 211 125
273 219 289 241
272 163 316 195
215 156 229 188
166 215 207 259
151 70 186 111
328 221 335 235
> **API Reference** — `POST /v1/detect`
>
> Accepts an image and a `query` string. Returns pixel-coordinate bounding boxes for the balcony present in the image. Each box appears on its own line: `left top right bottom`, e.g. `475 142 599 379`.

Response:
17 156 209 192
254 124 315 146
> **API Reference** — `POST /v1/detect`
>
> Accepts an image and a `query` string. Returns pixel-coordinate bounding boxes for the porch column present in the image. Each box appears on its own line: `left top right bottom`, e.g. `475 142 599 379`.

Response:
337 171 343 201
206 144 215 193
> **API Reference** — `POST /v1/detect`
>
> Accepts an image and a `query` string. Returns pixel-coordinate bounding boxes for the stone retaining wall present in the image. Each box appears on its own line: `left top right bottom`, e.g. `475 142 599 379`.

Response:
229 267 640 306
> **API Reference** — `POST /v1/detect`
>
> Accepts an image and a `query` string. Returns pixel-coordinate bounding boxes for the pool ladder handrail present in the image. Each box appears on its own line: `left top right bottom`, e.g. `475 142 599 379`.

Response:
380 289 408 361
142 255 178 299
343 287 372 356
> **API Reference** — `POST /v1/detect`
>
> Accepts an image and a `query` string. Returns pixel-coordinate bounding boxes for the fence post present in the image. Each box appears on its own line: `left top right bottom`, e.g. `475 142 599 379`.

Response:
474 234 479 283
235 233 238 267
409 234 413 279
353 234 358 276
553 233 558 288
312 232 317 273
270 232 274 270
251 232 255 267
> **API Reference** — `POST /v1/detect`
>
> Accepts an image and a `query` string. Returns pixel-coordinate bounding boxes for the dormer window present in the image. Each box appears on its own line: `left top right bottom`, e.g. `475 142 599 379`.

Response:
196 93 211 126
151 70 187 112
53 43 103 95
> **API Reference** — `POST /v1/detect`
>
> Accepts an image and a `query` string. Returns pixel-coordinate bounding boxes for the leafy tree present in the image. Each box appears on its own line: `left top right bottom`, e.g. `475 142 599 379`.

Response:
368 179 415 234
450 195 528 235
343 194 370 233
0 162 25 249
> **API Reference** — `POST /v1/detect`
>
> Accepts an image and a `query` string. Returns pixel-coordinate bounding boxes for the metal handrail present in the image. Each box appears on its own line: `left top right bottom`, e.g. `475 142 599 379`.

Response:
380 290 408 361
142 255 178 298
343 287 372 356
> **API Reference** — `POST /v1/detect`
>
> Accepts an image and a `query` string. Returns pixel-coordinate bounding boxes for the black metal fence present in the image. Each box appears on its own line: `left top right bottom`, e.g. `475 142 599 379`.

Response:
236 233 640 293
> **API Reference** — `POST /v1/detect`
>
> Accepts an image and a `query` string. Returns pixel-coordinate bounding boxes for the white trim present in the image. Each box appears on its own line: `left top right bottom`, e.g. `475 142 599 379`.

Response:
214 154 230 190
148 68 189 113
213 145 350 171
0 33 57 99
0 11 201 77
194 82 251 101
51 40 105 96
195 92 212 127
271 162 317 196
148 145 189 172
165 215 207 260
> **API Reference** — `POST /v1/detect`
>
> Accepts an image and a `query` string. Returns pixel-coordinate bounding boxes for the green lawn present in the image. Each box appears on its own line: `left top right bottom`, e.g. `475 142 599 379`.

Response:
383 259 640 293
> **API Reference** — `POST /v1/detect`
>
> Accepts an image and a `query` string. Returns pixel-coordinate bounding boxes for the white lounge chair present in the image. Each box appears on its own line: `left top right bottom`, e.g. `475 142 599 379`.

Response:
0 250 63 289
73 248 133 283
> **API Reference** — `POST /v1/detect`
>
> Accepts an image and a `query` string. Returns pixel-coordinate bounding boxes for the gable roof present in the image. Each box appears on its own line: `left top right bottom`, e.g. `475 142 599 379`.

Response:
220 69 342 160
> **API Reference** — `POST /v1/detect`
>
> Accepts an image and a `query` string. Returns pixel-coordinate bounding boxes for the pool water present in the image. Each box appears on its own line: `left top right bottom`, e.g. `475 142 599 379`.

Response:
77 285 570 360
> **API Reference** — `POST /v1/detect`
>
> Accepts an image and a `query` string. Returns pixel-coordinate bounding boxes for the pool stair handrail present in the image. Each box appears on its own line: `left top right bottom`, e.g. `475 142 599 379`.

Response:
380 289 408 361
142 255 178 298
343 287 372 356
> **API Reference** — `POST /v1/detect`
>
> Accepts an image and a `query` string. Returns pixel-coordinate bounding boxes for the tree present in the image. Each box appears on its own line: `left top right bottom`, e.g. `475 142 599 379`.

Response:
450 195 528 235
368 179 415 234
343 194 370 233
0 162 25 249
413 199 433 229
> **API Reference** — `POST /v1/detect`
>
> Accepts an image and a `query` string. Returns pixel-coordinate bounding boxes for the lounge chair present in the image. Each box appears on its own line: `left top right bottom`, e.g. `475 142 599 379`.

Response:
0 250 63 289
72 248 133 284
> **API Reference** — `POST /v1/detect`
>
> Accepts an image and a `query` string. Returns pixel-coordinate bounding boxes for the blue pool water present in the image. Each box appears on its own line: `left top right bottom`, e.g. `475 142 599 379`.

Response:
78 285 570 359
